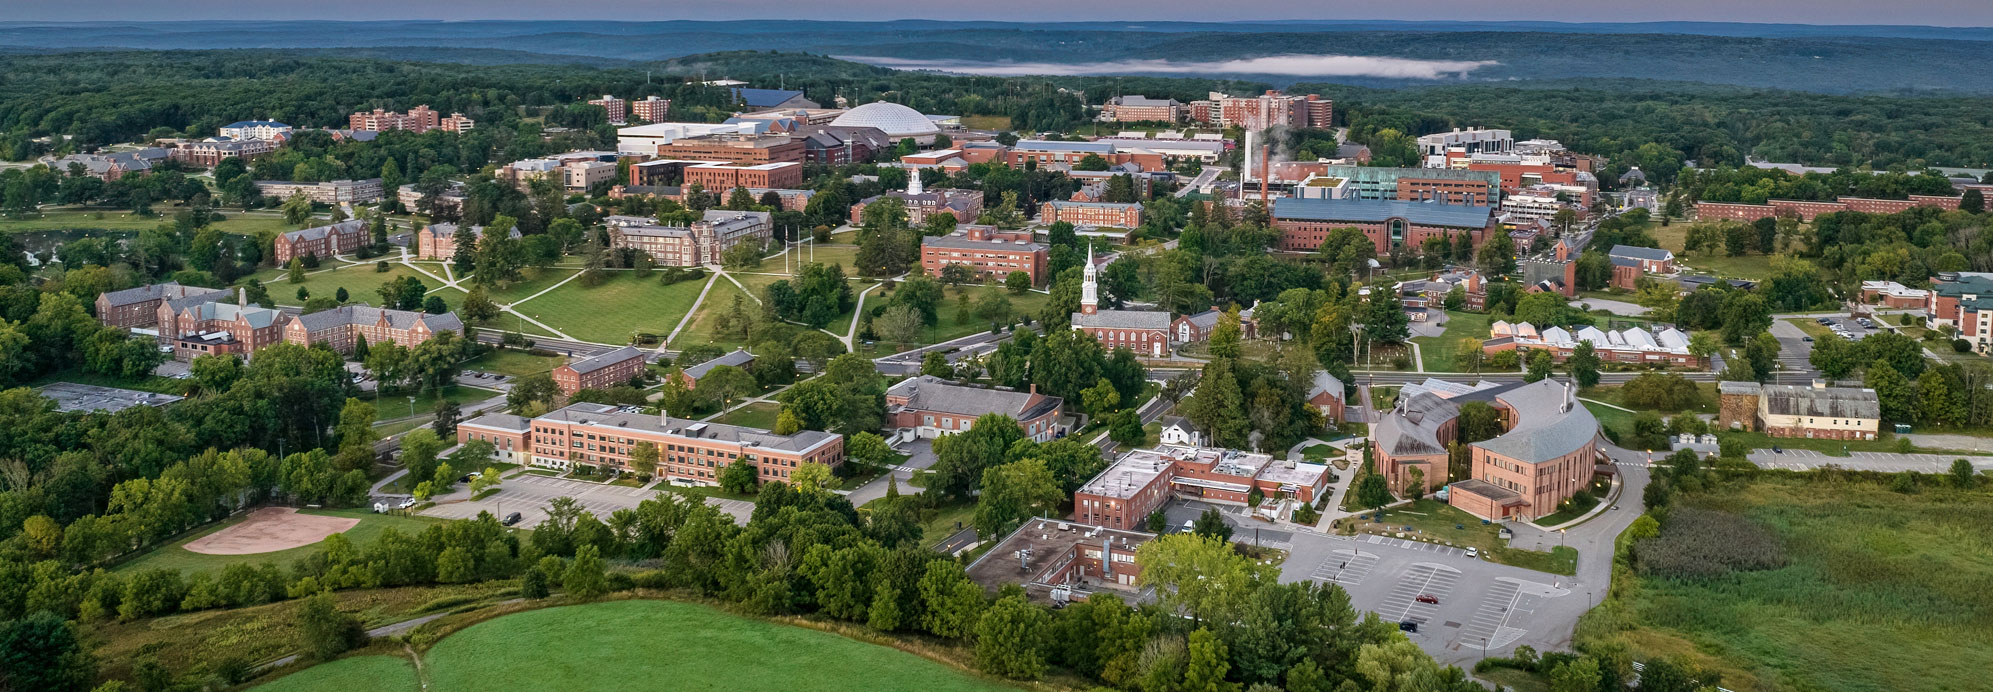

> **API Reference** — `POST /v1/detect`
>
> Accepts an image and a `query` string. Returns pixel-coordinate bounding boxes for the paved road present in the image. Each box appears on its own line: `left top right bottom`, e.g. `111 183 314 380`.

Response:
872 328 1023 376
1343 370 1821 386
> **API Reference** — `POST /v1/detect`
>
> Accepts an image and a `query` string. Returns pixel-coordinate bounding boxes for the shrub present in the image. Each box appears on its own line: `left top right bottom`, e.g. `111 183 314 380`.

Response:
1953 338 1972 353
1633 507 1787 580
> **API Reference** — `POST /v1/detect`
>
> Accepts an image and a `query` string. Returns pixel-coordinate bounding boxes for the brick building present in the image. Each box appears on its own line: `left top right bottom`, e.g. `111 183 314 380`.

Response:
605 210 771 266
552 345 647 395
95 282 227 329
43 152 156 181
1101 95 1183 122
630 96 671 123
1041 201 1143 228
1860 280 1929 308
169 140 276 168
155 288 287 361
794 125 892 164
1304 165 1503 205
1717 381 1880 441
682 161 804 191
1925 273 1993 353
920 225 1048 285
849 178 984 226
964 519 1155 601
1271 198 1497 256
1373 378 1601 521
456 403 843 480
273 220 368 264
281 305 463 355
1697 195 1964 222
1308 371 1347 423
254 179 384 204
1073 445 1331 531
1214 90 1332 131
886 375 1064 442
414 223 520 261
587 95 627 122
1071 247 1171 358
219 120 292 141
658 133 805 165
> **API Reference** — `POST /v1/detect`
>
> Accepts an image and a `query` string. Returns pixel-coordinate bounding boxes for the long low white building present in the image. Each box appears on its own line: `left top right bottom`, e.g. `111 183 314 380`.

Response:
1484 321 1704 367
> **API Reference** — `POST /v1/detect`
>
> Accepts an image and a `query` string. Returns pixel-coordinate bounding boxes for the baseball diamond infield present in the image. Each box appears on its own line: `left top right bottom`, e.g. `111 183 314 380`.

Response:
184 507 363 555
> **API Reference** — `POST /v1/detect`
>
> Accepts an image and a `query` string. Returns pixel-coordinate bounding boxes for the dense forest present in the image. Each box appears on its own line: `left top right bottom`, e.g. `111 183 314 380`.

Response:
10 51 1993 178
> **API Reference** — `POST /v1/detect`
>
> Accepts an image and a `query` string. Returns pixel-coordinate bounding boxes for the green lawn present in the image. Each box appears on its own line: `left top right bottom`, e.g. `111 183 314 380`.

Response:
867 285 1051 348
0 208 295 236
1583 476 1993 692
280 601 1013 692
516 271 709 345
713 401 783 429
256 657 419 692
366 385 501 422
483 267 579 304
1674 254 1776 281
1476 667 1551 692
274 262 452 310
674 279 757 351
461 349 566 378
1411 310 1493 372
113 509 447 575
790 243 860 272
1352 499 1576 575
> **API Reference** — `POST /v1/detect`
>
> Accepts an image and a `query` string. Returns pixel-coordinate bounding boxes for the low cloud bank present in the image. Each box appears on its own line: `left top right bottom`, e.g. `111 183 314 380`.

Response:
844 54 1498 79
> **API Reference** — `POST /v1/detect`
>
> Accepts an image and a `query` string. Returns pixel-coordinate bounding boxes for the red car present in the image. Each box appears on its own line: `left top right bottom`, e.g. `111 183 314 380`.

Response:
1415 595 1439 604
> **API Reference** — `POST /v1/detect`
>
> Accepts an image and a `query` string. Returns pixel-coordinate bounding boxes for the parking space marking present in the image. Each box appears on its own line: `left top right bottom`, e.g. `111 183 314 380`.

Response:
1457 578 1532 651
1372 562 1462 627
1309 549 1379 587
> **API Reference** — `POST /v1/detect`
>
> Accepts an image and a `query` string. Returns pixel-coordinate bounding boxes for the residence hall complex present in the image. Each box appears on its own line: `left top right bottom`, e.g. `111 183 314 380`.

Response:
886 375 1065 442
1717 381 1882 441
456 403 844 483
1695 194 1964 222
254 179 384 205
681 161 804 191
1271 198 1497 255
919 225 1048 285
273 220 368 264
1073 445 1331 531
155 289 287 361
1071 246 1172 358
604 210 772 266
95 282 227 329
1188 90 1333 131
552 346 647 396
1373 378 1602 521
1101 95 1184 122
282 305 464 355
348 105 474 133
1925 273 1993 354
414 222 523 261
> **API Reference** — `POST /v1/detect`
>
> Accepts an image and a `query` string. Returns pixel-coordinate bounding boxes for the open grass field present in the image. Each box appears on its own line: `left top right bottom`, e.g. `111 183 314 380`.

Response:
482 267 578 304
256 656 419 692
865 284 1051 348
366 384 501 422
113 508 447 575
1411 310 1493 372
0 207 296 236
1579 381 1719 416
1674 254 1777 281
672 279 757 351
259 600 1022 691
1582 477 1993 692
712 401 783 429
271 262 454 310
960 115 1012 131
461 349 566 378
515 271 708 344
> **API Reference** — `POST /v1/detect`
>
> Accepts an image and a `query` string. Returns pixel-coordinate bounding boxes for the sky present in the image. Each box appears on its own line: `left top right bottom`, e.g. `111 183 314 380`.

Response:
10 0 1993 26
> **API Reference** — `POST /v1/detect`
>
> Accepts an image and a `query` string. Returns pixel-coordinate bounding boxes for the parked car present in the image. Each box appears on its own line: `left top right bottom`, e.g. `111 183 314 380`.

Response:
1398 621 1419 633
502 512 523 526
1802 336 1813 342
1464 547 1479 559
397 498 417 510
1181 519 1196 534
1816 317 1833 325
1415 594 1439 604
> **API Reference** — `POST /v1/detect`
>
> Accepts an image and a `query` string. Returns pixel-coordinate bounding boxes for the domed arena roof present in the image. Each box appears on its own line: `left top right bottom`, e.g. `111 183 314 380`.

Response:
830 102 941 139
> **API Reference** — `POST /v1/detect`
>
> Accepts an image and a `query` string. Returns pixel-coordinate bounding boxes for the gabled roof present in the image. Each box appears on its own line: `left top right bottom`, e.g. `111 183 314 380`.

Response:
540 403 838 453
1758 384 1880 419
1072 309 1172 330
99 282 226 308
280 219 366 244
681 348 755 380
887 375 1062 421
1309 372 1345 402
1609 245 1674 262
288 304 461 334
563 346 645 376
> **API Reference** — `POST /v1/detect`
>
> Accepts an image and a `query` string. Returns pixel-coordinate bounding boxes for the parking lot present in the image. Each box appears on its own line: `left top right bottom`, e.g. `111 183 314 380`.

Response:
1815 315 1882 340
421 473 753 527
1282 531 1579 664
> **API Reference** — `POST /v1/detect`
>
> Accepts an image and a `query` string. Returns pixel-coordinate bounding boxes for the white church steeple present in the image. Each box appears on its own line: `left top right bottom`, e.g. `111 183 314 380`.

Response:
1080 241 1099 315
906 169 923 196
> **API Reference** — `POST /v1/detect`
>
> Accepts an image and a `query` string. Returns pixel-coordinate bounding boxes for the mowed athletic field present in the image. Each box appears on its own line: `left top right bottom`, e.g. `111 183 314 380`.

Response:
257 600 1021 691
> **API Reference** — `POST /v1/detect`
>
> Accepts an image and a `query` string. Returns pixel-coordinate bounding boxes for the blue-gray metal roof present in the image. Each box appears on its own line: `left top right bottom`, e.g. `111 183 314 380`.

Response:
1272 198 1493 229
1609 245 1674 262
1014 140 1115 154
731 88 804 108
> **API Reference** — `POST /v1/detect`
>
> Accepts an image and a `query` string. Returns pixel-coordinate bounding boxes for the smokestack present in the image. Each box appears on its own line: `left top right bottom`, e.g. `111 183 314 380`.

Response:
237 287 246 309
1260 143 1270 204
1241 130 1255 201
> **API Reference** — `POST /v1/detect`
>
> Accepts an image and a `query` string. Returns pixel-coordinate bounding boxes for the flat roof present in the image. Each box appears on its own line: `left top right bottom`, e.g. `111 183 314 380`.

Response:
964 517 1157 596
36 382 185 413
1272 198 1494 229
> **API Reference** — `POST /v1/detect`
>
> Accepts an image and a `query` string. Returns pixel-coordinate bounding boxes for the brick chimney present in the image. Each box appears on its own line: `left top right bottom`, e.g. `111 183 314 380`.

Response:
237 287 246 310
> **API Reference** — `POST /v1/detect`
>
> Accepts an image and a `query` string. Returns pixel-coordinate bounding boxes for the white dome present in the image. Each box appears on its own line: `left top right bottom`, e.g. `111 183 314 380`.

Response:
831 102 940 140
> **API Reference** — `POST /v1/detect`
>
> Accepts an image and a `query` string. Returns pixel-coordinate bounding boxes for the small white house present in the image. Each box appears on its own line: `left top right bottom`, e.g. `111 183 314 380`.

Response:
1159 416 1203 447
